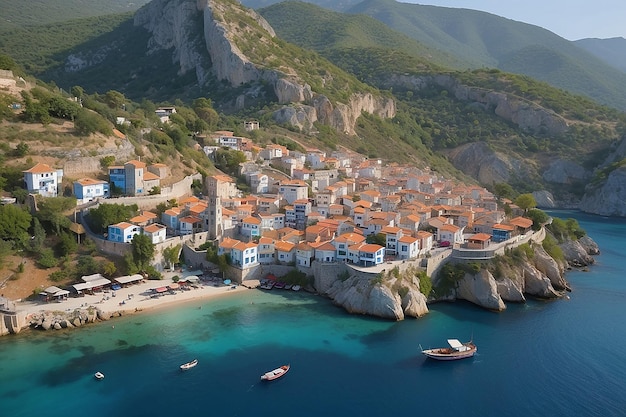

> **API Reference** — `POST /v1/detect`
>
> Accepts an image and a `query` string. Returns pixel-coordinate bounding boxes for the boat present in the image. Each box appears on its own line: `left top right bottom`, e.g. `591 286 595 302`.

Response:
291 285 301 292
421 339 476 361
180 359 198 370
94 372 105 380
260 364 290 381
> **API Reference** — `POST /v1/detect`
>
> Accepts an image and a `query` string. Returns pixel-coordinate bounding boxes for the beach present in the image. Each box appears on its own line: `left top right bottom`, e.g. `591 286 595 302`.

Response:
14 270 258 324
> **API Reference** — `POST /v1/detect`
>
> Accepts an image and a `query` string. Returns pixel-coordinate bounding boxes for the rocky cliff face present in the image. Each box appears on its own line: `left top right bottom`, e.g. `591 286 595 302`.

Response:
577 135 626 216
313 263 428 320
133 0 394 134
386 74 568 136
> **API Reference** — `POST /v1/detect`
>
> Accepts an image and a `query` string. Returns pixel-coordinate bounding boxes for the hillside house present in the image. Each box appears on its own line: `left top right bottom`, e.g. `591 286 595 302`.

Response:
108 222 141 243
23 163 63 197
73 178 109 204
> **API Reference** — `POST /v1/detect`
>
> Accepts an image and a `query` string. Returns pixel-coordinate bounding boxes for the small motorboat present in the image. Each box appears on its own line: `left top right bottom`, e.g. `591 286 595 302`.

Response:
94 372 105 380
180 359 199 370
421 339 477 361
261 364 290 381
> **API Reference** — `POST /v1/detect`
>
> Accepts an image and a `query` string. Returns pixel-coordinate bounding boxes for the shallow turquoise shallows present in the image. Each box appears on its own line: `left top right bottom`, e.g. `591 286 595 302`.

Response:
1 210 625 417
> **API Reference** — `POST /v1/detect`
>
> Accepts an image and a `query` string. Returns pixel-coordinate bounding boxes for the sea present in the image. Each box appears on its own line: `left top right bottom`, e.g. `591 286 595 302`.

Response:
1 210 625 417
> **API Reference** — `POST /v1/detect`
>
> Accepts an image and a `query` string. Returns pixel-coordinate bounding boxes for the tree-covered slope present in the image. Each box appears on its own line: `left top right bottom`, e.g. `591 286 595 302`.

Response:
575 37 626 73
345 0 626 110
0 0 150 31
258 1 461 70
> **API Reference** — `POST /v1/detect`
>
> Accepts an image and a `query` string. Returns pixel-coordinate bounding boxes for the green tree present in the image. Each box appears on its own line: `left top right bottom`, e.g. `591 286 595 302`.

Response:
71 86 84 100
88 203 138 234
100 155 115 169
74 109 112 136
514 194 537 213
14 141 29 157
493 183 515 200
0 204 32 244
162 244 181 270
36 196 76 235
30 217 46 251
130 234 155 272
366 233 386 247
38 248 58 268
213 148 247 176
56 232 78 256
105 90 126 110
526 208 549 231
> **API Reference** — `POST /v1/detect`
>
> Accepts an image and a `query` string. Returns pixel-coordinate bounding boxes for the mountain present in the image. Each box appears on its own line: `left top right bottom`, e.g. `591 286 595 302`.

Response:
342 0 626 110
575 37 626 73
2 0 626 215
240 0 360 11
255 1 463 70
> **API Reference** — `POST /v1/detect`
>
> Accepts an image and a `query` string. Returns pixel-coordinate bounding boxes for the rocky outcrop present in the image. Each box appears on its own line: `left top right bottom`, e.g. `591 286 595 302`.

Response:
132 0 395 135
560 239 597 268
455 269 506 311
446 142 531 185
543 159 590 185
579 167 626 217
386 74 568 136
579 136 626 216
28 307 124 332
533 190 557 209
313 263 428 320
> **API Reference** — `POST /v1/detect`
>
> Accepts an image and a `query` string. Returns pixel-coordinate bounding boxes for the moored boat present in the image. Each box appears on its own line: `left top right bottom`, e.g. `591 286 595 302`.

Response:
421 339 476 361
180 359 198 370
291 285 301 292
261 364 290 381
94 371 105 380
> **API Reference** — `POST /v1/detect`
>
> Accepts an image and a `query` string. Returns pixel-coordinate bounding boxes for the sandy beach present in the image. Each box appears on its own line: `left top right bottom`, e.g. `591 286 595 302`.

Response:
15 271 259 319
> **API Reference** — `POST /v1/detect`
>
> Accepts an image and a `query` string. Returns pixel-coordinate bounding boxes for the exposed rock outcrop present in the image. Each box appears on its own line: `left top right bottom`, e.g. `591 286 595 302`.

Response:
543 159 590 185
446 142 531 185
313 263 428 320
132 0 395 135
560 239 597 268
533 190 557 209
579 167 626 217
455 269 506 311
386 74 568 135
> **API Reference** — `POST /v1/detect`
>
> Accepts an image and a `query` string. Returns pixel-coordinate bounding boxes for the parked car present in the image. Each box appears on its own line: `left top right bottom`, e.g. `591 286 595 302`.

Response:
439 241 451 247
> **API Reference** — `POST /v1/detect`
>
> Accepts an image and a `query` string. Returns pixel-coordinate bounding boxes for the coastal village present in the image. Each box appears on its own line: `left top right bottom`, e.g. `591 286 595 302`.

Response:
0 108 539 326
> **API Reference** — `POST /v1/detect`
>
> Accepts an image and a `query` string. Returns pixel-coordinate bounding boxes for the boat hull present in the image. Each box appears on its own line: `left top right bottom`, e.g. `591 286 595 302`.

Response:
261 364 290 381
421 341 477 361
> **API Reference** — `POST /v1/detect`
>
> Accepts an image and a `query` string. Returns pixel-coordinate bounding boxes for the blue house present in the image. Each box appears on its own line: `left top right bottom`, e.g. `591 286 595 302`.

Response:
73 178 109 204
492 224 514 243
108 166 126 193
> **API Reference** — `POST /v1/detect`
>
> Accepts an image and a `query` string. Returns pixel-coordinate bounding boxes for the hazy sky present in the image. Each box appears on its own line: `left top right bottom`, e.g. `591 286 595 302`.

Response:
404 0 626 41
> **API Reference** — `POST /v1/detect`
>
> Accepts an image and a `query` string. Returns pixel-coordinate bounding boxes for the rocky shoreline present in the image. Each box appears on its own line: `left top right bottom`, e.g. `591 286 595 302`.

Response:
27 307 127 331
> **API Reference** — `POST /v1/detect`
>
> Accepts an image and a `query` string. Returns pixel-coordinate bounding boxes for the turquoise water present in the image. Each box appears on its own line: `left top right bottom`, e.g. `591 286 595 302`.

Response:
1 210 625 417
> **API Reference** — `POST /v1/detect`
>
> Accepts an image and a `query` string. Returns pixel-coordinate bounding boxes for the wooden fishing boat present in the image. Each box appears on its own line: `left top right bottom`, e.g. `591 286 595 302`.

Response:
261 364 290 381
180 359 198 370
421 339 476 361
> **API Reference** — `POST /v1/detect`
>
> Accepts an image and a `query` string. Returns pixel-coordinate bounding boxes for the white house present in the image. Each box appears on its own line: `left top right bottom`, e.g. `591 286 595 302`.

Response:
240 216 261 238
23 162 63 197
279 180 309 205
108 222 141 243
314 242 337 263
275 240 296 264
358 244 385 267
143 223 167 244
397 235 420 260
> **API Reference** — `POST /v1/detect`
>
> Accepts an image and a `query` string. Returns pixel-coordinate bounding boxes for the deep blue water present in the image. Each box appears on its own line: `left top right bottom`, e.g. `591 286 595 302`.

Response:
1 210 625 417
